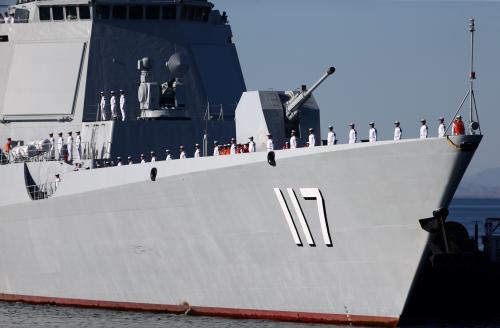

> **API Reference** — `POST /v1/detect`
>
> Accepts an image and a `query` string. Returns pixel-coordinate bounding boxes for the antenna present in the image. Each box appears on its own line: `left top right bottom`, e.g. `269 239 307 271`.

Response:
445 18 481 135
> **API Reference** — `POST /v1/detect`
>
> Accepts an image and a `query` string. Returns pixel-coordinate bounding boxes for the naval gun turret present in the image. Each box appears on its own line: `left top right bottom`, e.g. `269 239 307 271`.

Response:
235 67 335 151
137 53 190 120
285 67 335 121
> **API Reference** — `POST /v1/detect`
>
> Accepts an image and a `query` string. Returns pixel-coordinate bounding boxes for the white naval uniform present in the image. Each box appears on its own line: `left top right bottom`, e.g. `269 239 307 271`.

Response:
194 149 200 158
75 135 82 161
67 135 73 160
327 131 336 145
180 151 186 159
100 96 107 121
248 141 256 152
290 136 297 149
394 127 402 140
438 123 446 138
349 129 357 144
110 95 117 119
117 161 123 166
266 139 274 151
166 154 172 160
49 137 55 159
213 146 219 156
140 158 145 164
308 134 315 147
151 156 156 162
230 143 236 155
420 125 428 139
6 16 14 24
57 137 64 160
368 128 377 142
120 94 126 121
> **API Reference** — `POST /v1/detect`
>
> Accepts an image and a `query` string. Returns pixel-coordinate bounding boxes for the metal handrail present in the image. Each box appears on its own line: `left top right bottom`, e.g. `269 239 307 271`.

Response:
26 181 58 201
0 141 94 165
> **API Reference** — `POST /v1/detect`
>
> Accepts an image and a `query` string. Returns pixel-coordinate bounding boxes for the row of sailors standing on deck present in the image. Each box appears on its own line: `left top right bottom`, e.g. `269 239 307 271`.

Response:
99 90 126 121
49 131 82 162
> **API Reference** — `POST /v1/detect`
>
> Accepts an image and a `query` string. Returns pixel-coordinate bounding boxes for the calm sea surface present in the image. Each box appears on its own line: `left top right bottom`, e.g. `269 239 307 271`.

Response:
1 198 499 328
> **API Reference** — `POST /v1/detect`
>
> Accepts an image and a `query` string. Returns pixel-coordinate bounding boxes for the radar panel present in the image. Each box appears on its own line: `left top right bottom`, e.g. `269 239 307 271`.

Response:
2 42 86 119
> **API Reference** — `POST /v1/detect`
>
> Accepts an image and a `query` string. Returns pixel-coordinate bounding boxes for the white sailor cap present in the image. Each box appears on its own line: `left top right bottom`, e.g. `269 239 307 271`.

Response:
100 91 104 94
140 153 145 157
369 122 374 125
456 115 462 119
438 117 444 121
267 133 272 136
150 150 155 154
165 149 170 153
214 140 218 144
328 125 333 129
394 120 400 124
117 156 121 160
180 145 185 149
110 90 115 94
119 89 124 92
76 131 80 134
127 155 132 159
308 128 314 131
420 118 426 122
231 137 235 141
195 143 200 147
349 122 355 126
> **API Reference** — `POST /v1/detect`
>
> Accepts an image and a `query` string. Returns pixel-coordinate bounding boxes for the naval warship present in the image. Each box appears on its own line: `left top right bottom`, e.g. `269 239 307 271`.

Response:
0 0 484 326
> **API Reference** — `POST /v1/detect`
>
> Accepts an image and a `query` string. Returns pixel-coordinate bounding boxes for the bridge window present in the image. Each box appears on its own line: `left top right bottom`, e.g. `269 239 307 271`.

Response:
39 6 50 20
161 5 176 20
52 6 64 20
96 5 110 20
65 6 77 20
112 5 127 19
181 5 208 22
145 5 160 20
78 5 90 20
129 5 143 20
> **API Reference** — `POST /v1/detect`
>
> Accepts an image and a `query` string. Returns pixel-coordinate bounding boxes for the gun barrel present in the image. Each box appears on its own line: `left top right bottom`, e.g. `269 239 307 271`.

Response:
285 67 335 121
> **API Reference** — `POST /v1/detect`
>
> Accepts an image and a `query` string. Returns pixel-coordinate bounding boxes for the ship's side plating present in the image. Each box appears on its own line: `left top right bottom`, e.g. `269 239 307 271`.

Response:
0 136 480 325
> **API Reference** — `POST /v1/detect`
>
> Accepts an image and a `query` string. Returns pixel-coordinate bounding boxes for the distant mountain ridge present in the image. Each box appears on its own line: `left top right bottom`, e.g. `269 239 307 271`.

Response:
456 167 500 198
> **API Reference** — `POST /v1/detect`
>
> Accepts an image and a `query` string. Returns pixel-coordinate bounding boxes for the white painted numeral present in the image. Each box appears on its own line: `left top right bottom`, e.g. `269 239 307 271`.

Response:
274 187 332 247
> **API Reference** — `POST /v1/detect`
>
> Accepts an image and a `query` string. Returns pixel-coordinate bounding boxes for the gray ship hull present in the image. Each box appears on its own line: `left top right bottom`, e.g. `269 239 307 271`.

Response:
0 135 480 326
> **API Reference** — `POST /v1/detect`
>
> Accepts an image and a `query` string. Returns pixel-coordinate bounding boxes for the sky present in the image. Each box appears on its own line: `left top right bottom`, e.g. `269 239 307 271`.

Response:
216 0 500 175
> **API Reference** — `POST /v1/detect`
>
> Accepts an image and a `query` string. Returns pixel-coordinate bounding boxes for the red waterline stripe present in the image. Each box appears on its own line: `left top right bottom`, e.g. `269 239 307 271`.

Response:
0 293 398 327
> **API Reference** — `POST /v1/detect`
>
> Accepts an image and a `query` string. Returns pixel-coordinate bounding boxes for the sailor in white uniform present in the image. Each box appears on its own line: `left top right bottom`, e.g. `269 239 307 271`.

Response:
140 154 145 164
266 133 274 151
66 132 74 161
213 141 219 156
127 156 133 165
48 133 55 159
150 151 156 162
368 122 377 142
119 90 126 121
248 136 256 152
230 138 236 155
110 91 117 120
420 119 428 139
308 128 316 147
6 13 14 24
179 146 187 159
75 131 82 162
327 126 336 145
394 121 402 140
99 92 107 121
117 157 123 166
438 117 446 137
290 130 297 149
57 132 64 160
348 123 357 144
166 149 172 160
194 144 201 158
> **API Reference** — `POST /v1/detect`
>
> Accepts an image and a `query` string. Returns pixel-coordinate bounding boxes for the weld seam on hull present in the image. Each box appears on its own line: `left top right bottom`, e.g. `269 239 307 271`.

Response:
0 293 399 327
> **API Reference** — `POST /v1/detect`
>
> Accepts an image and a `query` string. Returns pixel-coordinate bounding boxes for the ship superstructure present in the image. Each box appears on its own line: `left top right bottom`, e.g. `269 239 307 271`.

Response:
0 1 485 326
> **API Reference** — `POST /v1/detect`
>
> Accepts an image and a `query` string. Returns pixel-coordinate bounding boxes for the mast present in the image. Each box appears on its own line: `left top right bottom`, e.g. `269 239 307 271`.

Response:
469 18 476 135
